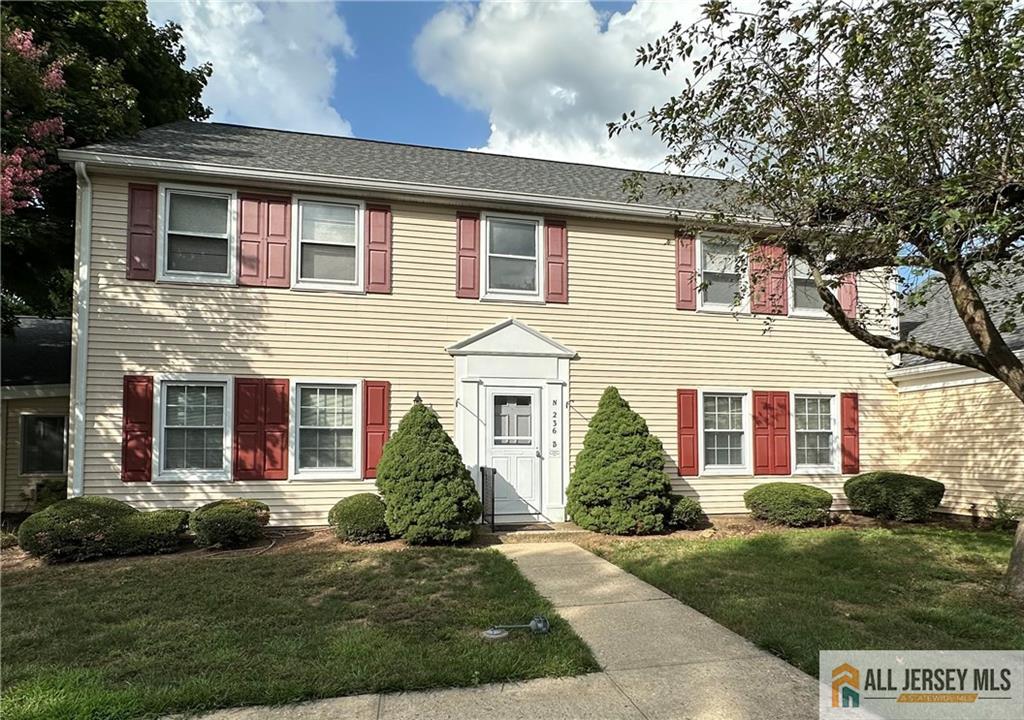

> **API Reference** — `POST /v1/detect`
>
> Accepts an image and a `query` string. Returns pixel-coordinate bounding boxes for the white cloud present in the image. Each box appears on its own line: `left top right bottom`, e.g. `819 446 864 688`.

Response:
414 1 706 169
149 0 354 135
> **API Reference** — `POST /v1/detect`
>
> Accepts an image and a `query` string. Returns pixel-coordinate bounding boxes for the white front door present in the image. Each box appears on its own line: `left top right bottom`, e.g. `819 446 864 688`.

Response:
486 387 543 519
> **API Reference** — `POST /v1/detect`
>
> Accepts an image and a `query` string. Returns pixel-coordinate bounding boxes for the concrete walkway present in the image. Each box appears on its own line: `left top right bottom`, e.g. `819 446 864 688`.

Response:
193 542 818 720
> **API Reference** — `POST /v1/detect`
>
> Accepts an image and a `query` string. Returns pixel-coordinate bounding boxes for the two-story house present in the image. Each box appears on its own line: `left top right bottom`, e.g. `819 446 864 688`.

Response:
56 121 1016 527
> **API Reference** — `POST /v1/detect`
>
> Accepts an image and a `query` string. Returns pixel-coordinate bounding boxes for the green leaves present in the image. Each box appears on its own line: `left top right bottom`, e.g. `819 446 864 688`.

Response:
566 386 672 535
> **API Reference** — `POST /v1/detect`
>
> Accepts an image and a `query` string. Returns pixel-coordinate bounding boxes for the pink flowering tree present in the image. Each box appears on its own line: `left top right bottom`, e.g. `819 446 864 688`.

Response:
1 27 68 215
1 3 210 333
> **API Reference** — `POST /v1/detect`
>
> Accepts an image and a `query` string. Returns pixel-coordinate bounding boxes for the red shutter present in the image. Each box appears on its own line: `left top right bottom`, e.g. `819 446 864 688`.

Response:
753 391 790 475
544 220 568 303
769 392 791 475
365 205 392 293
839 273 858 319
676 389 699 476
456 212 480 299
264 197 291 288
676 234 697 310
126 184 157 280
122 375 154 482
363 381 390 478
262 379 289 480
753 391 772 475
233 378 263 480
750 245 788 315
841 392 860 474
233 378 290 481
238 195 291 288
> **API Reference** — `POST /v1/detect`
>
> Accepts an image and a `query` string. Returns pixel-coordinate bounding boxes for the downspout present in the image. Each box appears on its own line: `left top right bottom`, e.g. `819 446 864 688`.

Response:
69 161 92 497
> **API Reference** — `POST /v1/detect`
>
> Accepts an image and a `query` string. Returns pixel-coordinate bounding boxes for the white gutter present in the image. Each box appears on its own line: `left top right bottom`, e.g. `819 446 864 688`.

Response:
69 161 92 497
58 149 778 229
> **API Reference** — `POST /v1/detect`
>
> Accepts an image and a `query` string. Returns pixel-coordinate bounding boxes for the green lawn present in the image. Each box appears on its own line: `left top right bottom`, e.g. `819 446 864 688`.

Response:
1 542 597 720
591 525 1024 676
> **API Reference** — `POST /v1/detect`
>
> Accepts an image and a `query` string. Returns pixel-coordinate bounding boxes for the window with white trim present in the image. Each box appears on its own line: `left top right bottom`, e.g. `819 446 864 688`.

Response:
700 237 743 308
297 385 355 470
791 258 828 314
493 395 532 446
163 189 233 277
703 393 745 467
20 415 66 474
484 215 541 299
162 383 226 473
794 394 836 468
296 199 361 287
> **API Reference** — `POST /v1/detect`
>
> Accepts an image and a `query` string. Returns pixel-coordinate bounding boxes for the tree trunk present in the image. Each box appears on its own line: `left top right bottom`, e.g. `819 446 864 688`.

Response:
1007 521 1024 600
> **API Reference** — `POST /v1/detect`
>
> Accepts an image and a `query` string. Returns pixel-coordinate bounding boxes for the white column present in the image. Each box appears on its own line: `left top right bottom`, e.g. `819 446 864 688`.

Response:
544 380 567 520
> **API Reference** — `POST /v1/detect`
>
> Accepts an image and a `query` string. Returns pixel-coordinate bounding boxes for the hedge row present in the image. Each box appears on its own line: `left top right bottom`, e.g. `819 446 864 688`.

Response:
17 496 270 563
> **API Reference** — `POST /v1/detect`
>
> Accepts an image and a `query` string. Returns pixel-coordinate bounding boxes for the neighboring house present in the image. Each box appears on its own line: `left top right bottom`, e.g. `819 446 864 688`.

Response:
1 317 72 515
54 121 1010 526
890 279 1024 515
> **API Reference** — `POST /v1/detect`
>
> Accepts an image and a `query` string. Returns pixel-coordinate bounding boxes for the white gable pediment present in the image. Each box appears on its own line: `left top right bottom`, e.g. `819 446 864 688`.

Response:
446 319 576 358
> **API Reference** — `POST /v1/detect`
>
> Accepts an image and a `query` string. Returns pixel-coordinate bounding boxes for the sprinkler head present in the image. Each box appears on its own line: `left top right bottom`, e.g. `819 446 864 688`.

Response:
481 627 509 641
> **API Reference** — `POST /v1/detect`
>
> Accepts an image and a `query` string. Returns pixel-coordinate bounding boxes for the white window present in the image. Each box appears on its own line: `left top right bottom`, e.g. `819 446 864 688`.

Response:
699 236 745 310
291 381 362 479
493 395 533 446
790 259 829 315
155 377 231 481
794 394 838 470
160 186 236 282
701 392 748 471
483 213 542 300
20 415 67 475
293 197 363 290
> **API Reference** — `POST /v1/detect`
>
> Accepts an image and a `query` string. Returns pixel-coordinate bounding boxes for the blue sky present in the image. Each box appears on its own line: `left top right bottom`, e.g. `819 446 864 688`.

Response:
148 1 707 169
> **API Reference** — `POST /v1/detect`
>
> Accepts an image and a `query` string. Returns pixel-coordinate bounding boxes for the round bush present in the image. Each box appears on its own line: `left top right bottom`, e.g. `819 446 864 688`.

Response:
190 499 270 549
328 493 389 543
566 387 671 535
377 399 481 545
744 483 833 527
844 472 945 521
668 494 704 530
17 496 137 562
104 509 189 556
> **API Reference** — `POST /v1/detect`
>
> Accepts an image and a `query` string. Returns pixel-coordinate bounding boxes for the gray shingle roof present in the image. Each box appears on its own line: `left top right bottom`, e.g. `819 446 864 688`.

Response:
900 274 1024 367
71 121 734 213
2 317 72 386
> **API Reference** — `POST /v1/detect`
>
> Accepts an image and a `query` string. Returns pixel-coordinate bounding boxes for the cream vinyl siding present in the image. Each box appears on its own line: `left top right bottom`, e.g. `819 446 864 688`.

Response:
897 377 1024 515
3 396 70 512
78 174 899 525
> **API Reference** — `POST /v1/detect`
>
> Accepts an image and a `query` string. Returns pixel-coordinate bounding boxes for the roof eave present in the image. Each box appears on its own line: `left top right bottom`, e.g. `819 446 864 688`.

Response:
58 149 779 228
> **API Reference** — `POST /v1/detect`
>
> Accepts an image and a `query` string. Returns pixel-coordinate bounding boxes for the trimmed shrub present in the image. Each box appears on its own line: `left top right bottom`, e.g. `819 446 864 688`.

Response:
1 530 18 549
744 482 833 527
34 477 67 510
566 387 671 535
103 509 189 556
328 493 389 543
376 399 481 545
17 496 138 562
668 494 704 530
190 499 270 549
844 472 945 521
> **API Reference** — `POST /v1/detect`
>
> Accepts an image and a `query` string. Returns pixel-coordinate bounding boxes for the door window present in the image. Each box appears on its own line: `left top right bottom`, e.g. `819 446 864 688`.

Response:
494 395 532 445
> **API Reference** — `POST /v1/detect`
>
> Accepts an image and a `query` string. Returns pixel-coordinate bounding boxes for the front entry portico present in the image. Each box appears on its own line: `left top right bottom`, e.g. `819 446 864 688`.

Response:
447 319 574 523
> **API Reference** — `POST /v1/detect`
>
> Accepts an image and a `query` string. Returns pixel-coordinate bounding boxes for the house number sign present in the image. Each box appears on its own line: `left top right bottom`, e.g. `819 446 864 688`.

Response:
550 398 560 458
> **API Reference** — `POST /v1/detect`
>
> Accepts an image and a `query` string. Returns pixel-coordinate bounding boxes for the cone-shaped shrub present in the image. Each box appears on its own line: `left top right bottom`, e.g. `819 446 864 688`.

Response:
376 399 481 544
566 387 672 535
